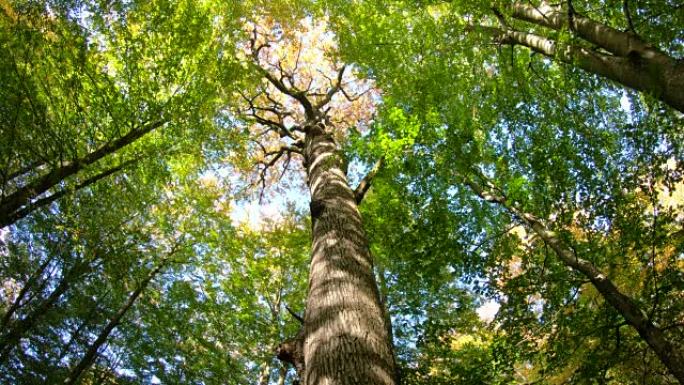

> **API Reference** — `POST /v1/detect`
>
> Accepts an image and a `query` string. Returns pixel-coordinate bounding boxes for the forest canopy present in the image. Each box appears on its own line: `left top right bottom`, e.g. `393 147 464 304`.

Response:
1 0 683 384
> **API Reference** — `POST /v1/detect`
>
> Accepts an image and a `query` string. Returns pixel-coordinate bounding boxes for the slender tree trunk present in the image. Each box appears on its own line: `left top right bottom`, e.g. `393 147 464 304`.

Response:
62 262 165 385
301 123 396 385
464 176 684 384
0 255 53 331
0 120 163 227
277 365 287 385
0 160 135 228
0 259 90 363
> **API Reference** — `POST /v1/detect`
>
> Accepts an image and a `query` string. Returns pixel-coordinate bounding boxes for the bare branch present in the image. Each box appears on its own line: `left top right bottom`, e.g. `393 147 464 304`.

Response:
254 145 302 202
251 63 316 119
623 0 637 35
315 65 347 110
239 90 299 140
355 157 384 204
491 6 510 28
340 86 372 103
286 305 304 325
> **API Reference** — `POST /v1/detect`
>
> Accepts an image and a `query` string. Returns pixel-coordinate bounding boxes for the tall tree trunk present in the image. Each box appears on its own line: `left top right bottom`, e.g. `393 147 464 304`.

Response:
464 175 684 384
248 36 396 383
301 123 396 385
62 262 165 385
485 3 684 112
0 255 53 331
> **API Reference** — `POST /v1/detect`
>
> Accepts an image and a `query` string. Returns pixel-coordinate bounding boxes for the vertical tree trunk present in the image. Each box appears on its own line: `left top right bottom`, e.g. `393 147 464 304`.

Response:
301 123 396 385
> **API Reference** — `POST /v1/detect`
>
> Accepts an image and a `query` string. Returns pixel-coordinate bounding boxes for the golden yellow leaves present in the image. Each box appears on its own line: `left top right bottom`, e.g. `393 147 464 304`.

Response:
240 16 379 134
0 0 17 23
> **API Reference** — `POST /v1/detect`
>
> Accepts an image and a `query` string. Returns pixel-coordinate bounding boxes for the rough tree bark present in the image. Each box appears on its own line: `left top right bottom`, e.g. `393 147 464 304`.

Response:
245 36 396 385
464 174 684 384
483 2 684 112
247 27 397 384
301 122 396 385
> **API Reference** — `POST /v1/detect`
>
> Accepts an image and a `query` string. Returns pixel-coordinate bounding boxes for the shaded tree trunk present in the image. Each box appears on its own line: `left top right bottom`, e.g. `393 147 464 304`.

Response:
301 123 396 385
62 261 165 385
464 175 684 384
0 120 163 227
0 259 91 363
0 255 54 331
485 2 684 112
248 33 396 383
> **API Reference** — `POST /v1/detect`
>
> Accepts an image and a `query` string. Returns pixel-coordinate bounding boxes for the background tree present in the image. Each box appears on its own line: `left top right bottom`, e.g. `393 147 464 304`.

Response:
2 0 683 384
324 0 684 382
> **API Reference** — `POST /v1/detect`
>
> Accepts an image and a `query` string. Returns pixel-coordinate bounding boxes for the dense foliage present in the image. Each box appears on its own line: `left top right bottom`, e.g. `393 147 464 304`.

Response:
1 0 682 384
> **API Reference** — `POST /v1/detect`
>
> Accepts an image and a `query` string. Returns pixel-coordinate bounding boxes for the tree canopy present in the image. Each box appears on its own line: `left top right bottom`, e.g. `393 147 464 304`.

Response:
1 0 683 384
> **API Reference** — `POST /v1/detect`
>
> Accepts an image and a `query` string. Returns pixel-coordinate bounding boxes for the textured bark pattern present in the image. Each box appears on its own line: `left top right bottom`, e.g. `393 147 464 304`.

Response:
494 2 684 112
276 327 305 378
302 124 396 385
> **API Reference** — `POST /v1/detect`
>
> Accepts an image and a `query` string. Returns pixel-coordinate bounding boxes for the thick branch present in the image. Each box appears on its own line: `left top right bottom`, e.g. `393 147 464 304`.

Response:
509 2 668 60
354 158 384 204
486 26 684 112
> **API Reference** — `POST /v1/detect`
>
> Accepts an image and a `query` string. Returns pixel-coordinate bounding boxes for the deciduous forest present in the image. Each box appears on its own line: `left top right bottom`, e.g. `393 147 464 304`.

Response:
1 0 683 384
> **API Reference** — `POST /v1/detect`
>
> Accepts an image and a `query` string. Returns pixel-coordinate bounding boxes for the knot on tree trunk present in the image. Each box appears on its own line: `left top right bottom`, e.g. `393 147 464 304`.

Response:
276 327 305 382
310 199 326 220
